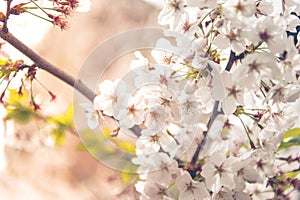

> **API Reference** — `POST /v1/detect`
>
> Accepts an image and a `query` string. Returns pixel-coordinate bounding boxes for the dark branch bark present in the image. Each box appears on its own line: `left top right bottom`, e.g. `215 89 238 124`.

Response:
0 27 95 102
225 50 236 71
190 101 220 165
190 50 240 165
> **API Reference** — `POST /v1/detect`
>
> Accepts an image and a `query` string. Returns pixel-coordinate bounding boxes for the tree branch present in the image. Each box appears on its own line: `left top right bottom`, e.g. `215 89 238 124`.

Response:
0 27 95 102
190 101 220 165
190 50 240 165
2 0 13 33
225 50 235 71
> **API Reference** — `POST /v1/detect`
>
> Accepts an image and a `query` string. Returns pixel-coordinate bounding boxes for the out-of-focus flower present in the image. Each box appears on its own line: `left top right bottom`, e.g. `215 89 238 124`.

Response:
186 0 218 9
75 0 91 12
80 103 99 129
222 0 256 28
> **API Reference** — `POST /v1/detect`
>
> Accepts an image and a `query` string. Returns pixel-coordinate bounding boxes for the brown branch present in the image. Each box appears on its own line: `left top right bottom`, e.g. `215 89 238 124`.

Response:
0 27 95 102
2 0 13 32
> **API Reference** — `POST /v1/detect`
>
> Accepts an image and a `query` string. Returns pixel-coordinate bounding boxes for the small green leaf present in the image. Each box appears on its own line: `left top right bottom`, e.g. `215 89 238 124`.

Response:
5 105 33 123
5 90 34 123
120 163 138 184
284 170 300 179
102 128 136 153
51 129 66 146
77 143 87 151
48 105 73 126
47 105 74 146
283 128 300 139
6 89 30 105
121 171 137 184
278 135 300 151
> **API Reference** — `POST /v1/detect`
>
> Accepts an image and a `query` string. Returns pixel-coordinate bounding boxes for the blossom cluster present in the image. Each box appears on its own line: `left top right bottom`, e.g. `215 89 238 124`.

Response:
0 0 90 30
90 0 300 199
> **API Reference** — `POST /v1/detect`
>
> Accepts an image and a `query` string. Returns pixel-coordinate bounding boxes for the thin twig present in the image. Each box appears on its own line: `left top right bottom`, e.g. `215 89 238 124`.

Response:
190 101 220 165
225 50 235 71
2 0 13 32
0 27 95 102
190 49 240 165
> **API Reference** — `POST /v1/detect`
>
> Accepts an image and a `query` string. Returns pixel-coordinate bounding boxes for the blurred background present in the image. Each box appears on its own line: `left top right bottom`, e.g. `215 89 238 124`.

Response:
0 0 161 199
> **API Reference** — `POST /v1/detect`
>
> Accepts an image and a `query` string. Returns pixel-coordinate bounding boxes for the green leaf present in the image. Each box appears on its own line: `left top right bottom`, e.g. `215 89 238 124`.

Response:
278 135 300 151
5 104 33 123
48 105 74 146
120 163 138 184
0 59 15 79
284 170 300 179
283 128 300 139
51 129 65 146
5 90 34 123
48 105 73 127
121 171 137 184
6 89 30 105
102 128 136 153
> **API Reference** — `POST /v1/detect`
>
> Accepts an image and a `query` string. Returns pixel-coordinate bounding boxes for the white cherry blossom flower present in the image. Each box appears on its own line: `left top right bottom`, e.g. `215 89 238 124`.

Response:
175 7 202 37
176 170 210 200
256 0 274 16
223 0 256 18
158 0 186 29
178 93 201 123
132 152 178 174
245 182 274 200
212 186 251 200
146 153 179 186
250 149 277 177
143 181 172 200
222 0 256 28
80 103 99 129
144 104 169 133
231 156 261 185
116 100 144 129
201 150 237 191
213 20 247 54
219 71 244 115
244 16 287 53
94 79 127 116
234 52 281 89
136 130 178 154
186 0 218 9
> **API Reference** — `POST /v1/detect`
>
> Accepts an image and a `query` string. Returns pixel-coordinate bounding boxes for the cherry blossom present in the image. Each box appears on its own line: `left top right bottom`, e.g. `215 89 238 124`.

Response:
80 103 99 129
176 170 210 200
89 1 300 199
201 150 237 191
158 0 186 29
141 181 172 200
213 20 248 54
93 79 127 117
245 16 287 53
219 71 244 114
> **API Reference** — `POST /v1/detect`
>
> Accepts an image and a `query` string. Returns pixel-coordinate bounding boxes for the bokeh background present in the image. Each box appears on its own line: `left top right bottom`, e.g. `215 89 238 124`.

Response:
0 0 161 199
